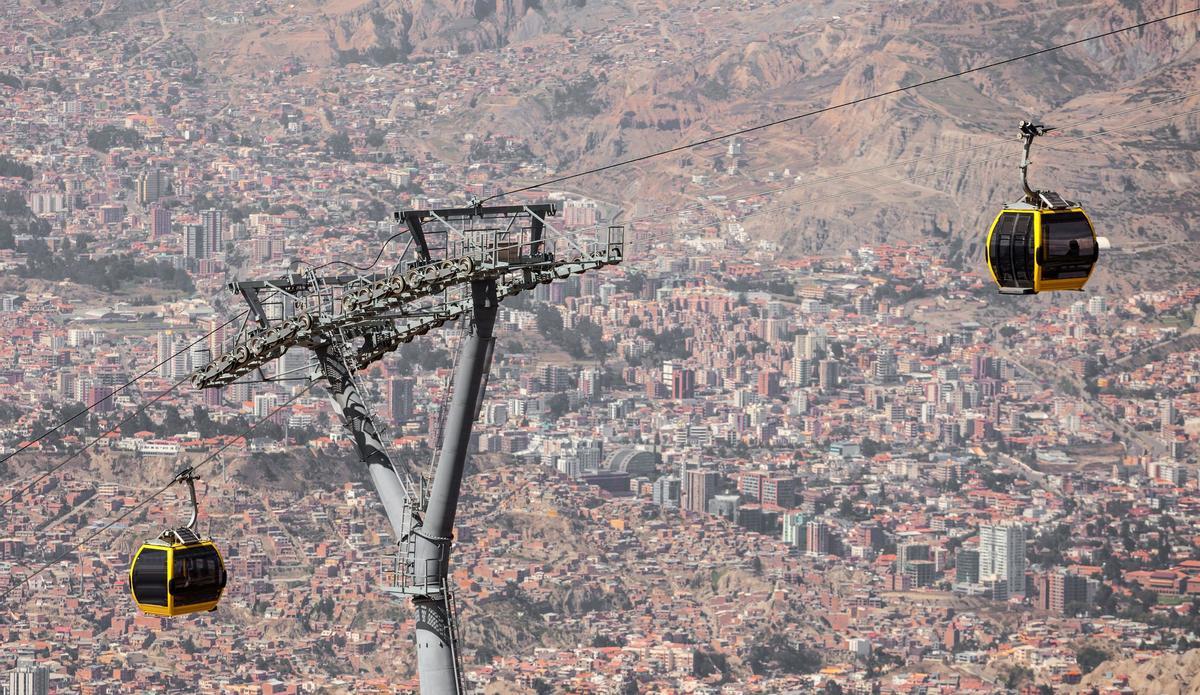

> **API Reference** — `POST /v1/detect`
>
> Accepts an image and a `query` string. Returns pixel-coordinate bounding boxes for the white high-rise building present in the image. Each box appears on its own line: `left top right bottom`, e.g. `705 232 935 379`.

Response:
281 345 309 377
190 344 211 371
1087 296 1107 316
873 346 898 384
556 456 582 479
790 390 809 415
661 360 682 387
979 522 1026 597
1068 301 1087 322
1162 400 1177 430
793 332 824 361
137 167 170 204
201 208 225 257
185 223 206 259
9 658 49 695
253 393 278 419
171 347 190 380
790 356 811 386
157 331 175 378
484 402 509 426
579 368 599 399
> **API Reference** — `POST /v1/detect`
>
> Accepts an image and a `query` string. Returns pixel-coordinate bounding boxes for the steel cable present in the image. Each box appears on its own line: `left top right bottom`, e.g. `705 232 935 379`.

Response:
0 311 247 469
0 381 314 603
480 6 1200 203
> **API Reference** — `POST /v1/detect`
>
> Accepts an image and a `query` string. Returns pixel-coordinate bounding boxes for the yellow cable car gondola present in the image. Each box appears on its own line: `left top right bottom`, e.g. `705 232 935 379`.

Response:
129 467 227 617
985 121 1109 295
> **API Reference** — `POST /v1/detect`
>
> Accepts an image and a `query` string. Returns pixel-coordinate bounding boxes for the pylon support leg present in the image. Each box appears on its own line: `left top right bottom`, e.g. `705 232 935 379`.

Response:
412 279 497 695
316 349 412 541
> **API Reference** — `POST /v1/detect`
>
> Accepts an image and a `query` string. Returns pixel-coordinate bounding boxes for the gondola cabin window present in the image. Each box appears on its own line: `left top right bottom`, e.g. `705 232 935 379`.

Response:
172 545 225 604
1040 211 1098 280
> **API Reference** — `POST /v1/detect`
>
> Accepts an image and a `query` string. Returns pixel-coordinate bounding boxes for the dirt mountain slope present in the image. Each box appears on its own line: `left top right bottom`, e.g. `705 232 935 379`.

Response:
1074 648 1200 694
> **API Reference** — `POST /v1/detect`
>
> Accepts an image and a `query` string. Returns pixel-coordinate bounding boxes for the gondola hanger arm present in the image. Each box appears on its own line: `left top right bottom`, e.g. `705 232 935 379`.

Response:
172 466 201 532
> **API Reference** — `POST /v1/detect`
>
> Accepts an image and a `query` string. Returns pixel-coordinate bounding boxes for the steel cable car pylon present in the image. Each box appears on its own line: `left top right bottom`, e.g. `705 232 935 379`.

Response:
410 279 497 693
191 203 624 694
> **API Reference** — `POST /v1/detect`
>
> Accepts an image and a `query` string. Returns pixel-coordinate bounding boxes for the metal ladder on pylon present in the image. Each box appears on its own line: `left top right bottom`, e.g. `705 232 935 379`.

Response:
424 318 470 493
394 492 421 594
442 576 467 695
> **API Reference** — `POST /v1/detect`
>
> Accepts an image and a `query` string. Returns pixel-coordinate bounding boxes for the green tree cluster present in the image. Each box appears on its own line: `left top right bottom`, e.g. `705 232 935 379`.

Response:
1 190 30 215
325 132 354 161
535 305 605 359
1076 645 1110 674
19 238 194 293
86 125 143 152
746 641 821 676
0 156 33 179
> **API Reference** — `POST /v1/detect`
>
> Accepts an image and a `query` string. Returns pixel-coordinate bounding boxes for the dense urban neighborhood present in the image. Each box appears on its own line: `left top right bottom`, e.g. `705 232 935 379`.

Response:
2 0 1200 693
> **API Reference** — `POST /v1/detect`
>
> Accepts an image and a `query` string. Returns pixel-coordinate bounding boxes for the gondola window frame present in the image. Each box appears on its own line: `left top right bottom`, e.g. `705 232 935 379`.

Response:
989 211 1035 289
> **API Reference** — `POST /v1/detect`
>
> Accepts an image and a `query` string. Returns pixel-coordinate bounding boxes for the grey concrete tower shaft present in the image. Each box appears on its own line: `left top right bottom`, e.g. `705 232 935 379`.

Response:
412 279 498 695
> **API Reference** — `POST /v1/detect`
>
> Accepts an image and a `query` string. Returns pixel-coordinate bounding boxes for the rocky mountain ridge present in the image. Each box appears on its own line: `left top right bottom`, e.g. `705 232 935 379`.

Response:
262 0 1199 285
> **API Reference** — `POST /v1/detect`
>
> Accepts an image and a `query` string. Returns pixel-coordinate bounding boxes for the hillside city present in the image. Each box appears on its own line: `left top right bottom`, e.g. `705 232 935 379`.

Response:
2 1 1200 694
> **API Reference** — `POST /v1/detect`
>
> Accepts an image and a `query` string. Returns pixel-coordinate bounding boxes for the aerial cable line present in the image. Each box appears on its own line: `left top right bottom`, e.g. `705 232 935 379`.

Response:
0 381 314 602
300 230 409 273
576 105 1200 254
302 88 1198 272
556 89 1200 237
480 5 1200 204
8 110 1188 605
0 311 247 469
0 371 195 512
639 87 1200 224
734 105 1200 223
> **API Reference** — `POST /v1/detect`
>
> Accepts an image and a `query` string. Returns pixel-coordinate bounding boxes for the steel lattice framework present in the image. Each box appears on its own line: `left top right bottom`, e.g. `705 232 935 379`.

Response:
192 203 623 694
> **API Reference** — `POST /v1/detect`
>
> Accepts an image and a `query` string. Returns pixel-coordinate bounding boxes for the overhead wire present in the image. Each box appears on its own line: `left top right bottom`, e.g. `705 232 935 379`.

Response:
732 105 1200 223
293 99 1197 290
0 311 246 469
0 371 195 512
0 381 315 603
300 230 408 273
274 90 1200 307
305 89 1187 275
301 69 1200 279
563 105 1200 261
479 5 1200 203
6 2 1195 603
330 324 419 500
555 88 1200 239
